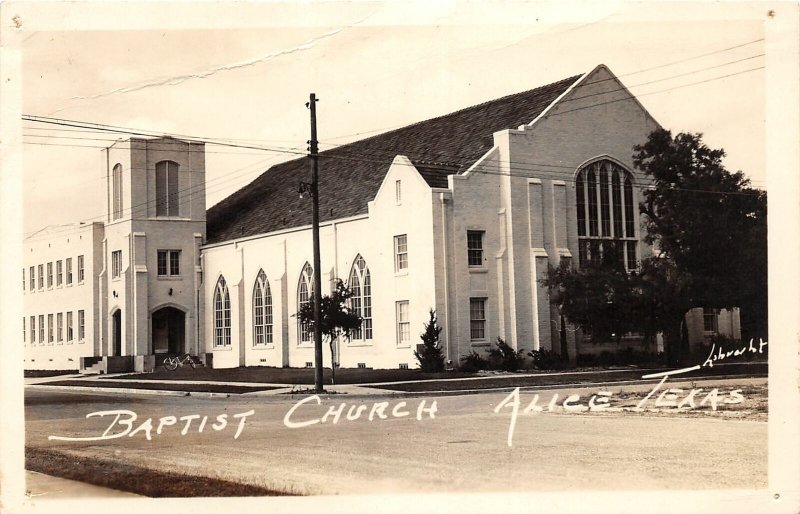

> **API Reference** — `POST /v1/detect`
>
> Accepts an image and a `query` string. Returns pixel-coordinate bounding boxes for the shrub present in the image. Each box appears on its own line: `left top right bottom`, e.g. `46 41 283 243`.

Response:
414 309 445 372
528 348 567 370
459 351 488 372
486 337 525 371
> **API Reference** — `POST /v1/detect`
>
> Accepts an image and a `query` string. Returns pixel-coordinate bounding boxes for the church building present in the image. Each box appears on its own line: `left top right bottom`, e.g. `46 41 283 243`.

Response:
22 64 740 372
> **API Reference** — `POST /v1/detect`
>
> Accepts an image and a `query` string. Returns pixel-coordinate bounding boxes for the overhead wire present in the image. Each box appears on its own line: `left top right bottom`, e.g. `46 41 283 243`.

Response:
22 45 766 237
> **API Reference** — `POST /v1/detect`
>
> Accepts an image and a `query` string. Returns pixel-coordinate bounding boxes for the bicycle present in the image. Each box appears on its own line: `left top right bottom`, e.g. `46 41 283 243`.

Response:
163 353 204 371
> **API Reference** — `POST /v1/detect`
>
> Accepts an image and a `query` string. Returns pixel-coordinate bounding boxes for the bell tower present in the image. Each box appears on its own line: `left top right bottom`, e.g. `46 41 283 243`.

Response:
103 137 206 371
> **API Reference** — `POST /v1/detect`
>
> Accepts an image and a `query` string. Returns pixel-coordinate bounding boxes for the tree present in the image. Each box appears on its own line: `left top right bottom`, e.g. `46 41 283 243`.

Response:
546 129 767 364
634 129 768 357
297 279 362 386
544 244 645 345
414 309 445 372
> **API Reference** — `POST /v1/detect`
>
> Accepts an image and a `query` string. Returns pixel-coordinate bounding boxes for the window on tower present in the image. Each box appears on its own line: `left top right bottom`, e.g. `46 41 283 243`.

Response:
155 160 180 216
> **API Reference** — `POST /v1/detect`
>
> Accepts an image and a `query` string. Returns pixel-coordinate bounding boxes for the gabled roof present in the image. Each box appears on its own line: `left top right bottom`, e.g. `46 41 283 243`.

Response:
206 74 582 244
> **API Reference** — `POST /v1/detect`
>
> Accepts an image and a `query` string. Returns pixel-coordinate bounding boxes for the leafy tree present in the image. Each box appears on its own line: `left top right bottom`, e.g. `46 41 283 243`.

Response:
297 279 362 385
634 129 767 357
546 129 766 364
544 243 647 345
414 309 445 372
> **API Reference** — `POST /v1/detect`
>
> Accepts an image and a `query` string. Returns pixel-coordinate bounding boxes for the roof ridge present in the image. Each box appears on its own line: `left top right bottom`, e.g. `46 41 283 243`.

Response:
323 74 582 156
206 71 585 243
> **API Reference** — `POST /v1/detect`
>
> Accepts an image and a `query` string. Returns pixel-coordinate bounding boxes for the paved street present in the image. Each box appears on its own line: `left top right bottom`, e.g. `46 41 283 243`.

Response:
25 379 767 496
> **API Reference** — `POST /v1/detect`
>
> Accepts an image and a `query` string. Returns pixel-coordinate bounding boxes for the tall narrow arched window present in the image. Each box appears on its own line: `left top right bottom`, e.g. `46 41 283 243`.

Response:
348 255 372 341
112 163 123 220
297 263 314 343
214 276 231 347
155 160 179 216
575 159 638 271
253 270 273 346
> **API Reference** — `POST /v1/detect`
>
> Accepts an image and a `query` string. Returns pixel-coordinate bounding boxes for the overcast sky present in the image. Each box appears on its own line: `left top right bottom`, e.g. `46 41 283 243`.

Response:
18 1 768 235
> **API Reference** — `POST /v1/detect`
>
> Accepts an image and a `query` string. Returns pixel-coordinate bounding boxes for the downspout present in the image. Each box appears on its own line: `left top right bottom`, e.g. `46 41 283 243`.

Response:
439 193 451 363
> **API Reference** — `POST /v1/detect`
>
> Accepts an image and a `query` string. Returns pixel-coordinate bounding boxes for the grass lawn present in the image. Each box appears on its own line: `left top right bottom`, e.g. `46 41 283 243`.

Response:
41 380 281 394
24 369 79 378
114 366 480 384
381 362 768 392
108 361 767 387
26 447 297 497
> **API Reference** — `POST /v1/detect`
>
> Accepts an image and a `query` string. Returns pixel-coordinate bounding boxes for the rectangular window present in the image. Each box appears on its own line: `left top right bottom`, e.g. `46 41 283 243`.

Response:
470 298 487 340
395 180 402 204
394 235 408 271
703 308 718 333
78 310 85 340
57 312 63 342
47 262 53 288
66 258 73 285
48 314 54 343
56 260 63 286
396 301 410 345
467 231 485 267
157 250 181 276
30 316 36 343
77 255 85 283
111 250 122 279
38 264 44 289
39 315 44 343
30 266 35 290
67 311 74 342
626 240 637 271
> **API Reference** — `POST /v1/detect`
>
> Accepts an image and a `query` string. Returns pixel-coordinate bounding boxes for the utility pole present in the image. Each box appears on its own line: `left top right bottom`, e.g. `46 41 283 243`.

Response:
307 93 324 393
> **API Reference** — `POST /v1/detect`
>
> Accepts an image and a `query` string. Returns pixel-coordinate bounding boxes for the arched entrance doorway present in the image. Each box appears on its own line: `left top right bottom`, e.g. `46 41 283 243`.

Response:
112 309 122 356
152 307 185 355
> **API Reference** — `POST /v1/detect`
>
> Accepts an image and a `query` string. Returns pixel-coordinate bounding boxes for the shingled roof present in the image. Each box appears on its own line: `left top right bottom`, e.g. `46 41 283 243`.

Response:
206 74 582 244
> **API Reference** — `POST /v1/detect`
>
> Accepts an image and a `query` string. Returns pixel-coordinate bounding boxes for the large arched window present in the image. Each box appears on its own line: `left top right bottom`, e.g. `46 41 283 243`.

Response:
575 160 638 271
155 160 179 216
348 255 372 341
214 276 231 347
297 263 314 343
253 269 273 346
112 163 123 220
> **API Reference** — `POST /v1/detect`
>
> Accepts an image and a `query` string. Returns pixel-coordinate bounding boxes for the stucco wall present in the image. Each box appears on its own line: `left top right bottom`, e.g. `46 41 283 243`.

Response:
23 223 103 370
431 66 661 362
201 156 438 369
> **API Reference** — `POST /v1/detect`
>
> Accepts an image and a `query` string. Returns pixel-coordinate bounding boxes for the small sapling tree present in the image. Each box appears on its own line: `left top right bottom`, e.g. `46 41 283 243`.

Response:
414 309 445 372
297 279 362 385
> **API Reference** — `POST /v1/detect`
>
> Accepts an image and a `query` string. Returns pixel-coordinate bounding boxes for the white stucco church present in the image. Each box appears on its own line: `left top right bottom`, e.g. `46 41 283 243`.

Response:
22 65 740 372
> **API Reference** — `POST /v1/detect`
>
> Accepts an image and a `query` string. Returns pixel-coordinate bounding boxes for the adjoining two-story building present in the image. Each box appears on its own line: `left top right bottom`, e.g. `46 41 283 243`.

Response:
23 64 740 372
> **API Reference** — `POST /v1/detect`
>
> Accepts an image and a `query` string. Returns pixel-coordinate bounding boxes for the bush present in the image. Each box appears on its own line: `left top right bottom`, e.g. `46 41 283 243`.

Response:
486 337 525 371
459 351 488 372
414 309 445 372
528 348 567 370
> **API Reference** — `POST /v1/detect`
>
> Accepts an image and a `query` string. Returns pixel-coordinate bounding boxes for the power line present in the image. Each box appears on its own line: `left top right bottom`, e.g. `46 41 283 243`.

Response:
319 38 764 144
22 54 765 237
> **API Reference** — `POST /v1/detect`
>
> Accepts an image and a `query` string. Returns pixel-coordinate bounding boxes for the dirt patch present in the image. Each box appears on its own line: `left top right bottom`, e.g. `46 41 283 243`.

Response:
26 447 298 497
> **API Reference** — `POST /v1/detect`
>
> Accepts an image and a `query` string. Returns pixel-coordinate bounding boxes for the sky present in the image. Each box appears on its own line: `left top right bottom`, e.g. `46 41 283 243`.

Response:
17 1 769 236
